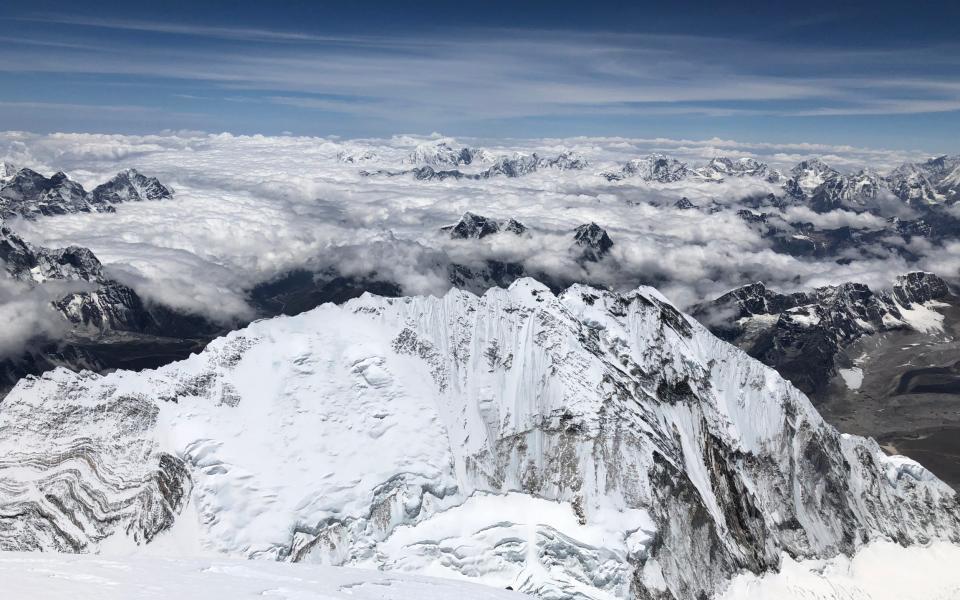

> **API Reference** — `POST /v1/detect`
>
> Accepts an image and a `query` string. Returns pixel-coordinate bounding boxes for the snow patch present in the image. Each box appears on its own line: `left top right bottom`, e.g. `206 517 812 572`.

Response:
838 367 863 391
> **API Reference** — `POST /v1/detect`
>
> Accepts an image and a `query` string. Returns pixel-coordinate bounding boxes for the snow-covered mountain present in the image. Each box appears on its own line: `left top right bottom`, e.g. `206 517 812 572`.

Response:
602 154 690 182
692 272 952 395
409 140 493 167
593 152 959 215
1 279 957 600
0 225 217 393
441 212 528 239
572 222 614 262
693 157 784 183
336 147 379 164
0 161 17 183
363 151 587 181
0 166 173 219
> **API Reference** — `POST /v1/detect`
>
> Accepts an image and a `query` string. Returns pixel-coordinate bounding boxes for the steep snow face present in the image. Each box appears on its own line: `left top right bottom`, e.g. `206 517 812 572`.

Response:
789 159 840 197
1 280 958 600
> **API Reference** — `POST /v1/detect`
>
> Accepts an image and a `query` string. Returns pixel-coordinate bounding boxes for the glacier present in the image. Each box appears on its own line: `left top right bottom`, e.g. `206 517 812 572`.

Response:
0 278 958 599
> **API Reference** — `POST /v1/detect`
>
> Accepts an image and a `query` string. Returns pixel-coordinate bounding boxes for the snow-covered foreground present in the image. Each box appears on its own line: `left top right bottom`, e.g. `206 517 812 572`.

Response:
0 552 526 600
4 540 960 600
719 540 960 600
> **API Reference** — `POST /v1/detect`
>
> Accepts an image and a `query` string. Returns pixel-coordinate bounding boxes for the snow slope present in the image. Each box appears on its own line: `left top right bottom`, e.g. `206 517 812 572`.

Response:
0 279 958 600
0 552 526 600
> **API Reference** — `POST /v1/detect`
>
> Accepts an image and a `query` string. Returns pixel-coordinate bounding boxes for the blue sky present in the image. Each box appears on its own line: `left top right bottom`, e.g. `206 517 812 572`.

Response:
1 0 959 152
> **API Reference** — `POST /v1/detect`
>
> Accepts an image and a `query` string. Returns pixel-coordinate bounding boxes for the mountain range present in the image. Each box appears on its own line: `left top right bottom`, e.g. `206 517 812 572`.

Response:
0 166 173 219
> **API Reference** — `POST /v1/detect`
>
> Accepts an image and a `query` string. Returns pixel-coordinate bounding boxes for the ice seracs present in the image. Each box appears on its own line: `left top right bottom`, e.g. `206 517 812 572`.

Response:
2 279 956 599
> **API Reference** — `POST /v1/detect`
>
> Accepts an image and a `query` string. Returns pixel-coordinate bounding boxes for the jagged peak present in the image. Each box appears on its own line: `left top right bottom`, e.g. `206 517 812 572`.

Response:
572 222 614 260
440 211 527 239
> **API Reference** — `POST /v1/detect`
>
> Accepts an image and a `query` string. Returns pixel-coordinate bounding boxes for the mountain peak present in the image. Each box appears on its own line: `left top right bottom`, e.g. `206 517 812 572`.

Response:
572 222 613 261
608 154 689 182
441 212 528 239
2 277 957 600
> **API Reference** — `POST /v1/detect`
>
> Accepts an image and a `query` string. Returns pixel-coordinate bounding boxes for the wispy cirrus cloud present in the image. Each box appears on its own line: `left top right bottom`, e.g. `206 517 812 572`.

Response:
0 15 958 140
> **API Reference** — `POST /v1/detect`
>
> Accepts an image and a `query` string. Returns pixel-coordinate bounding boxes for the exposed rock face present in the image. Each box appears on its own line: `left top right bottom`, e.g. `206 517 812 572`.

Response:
0 280 957 600
893 271 950 305
572 222 614 262
0 167 173 219
1 226 102 283
0 225 217 394
1 225 155 334
441 212 528 240
692 272 952 394
806 170 887 212
90 169 173 204
888 155 959 205
786 159 841 199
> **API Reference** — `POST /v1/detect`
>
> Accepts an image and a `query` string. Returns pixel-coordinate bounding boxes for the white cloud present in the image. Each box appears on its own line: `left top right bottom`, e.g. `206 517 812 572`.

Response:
1 131 956 326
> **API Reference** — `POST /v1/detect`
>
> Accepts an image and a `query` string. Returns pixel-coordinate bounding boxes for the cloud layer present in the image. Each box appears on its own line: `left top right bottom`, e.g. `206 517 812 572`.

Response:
2 131 957 327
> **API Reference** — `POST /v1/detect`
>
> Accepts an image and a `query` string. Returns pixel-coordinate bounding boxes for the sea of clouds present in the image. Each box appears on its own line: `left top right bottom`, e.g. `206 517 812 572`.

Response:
0 131 953 338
